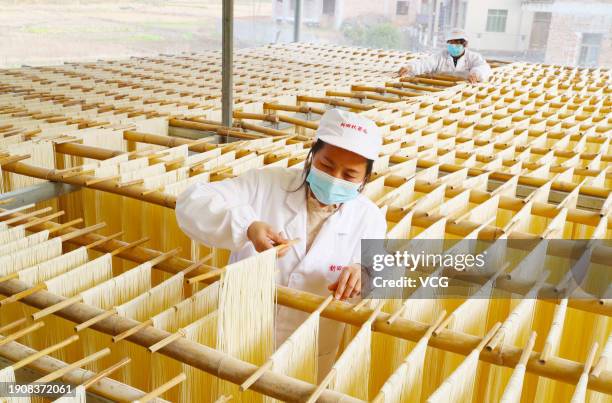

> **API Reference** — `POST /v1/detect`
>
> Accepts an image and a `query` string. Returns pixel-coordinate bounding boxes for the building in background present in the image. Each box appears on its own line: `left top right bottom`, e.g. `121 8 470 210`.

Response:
439 0 611 66
523 0 611 67
273 0 421 29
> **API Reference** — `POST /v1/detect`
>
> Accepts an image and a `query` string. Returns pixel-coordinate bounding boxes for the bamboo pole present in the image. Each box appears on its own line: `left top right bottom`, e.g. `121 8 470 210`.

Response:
46 218 83 234
11 335 79 371
81 357 132 390
134 373 186 403
123 130 216 153
149 330 185 353
113 319 153 343
168 119 265 139
0 319 26 334
5 153 611 235
2 207 53 225
20 211 67 230
55 142 124 160
0 322 45 347
305 368 337 403
0 204 34 218
35 348 111 383
583 342 599 375
2 161 176 208
74 308 117 332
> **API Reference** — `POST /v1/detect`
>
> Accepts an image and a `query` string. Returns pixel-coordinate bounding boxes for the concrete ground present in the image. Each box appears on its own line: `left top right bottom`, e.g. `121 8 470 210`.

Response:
0 0 343 68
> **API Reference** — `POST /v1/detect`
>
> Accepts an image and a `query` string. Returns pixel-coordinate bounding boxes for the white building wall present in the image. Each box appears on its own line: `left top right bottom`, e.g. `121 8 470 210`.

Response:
462 0 533 52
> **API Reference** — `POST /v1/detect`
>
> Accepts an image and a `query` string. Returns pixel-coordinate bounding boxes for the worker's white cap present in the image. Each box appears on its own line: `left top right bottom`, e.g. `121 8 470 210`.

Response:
315 109 381 160
446 28 468 42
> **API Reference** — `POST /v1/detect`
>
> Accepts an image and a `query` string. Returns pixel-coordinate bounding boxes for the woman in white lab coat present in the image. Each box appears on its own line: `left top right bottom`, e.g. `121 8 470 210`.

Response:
176 108 387 376
398 28 492 83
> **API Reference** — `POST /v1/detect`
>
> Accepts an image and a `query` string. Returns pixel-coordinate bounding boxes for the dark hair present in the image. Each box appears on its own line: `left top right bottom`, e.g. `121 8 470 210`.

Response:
448 39 467 46
295 139 374 192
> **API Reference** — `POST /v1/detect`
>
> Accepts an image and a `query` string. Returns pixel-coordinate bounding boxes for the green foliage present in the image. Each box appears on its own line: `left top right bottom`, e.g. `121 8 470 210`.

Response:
342 21 402 49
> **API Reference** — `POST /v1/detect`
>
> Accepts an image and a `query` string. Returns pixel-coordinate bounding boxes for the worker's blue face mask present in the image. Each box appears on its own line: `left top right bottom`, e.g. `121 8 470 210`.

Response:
306 166 361 205
447 43 464 57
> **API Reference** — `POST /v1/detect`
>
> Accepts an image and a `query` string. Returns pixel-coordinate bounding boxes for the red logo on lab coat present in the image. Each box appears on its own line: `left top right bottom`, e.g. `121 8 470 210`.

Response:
329 264 344 272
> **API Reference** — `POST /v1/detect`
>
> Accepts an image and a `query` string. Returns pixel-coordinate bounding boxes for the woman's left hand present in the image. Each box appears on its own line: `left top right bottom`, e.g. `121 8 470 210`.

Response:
328 264 361 300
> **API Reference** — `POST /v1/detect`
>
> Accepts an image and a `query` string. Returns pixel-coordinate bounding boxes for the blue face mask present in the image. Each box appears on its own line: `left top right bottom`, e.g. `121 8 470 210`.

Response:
447 43 464 57
306 166 361 205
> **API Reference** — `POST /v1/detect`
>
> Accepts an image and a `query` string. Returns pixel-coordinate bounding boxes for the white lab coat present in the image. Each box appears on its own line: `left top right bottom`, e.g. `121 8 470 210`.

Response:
406 48 492 81
175 166 387 375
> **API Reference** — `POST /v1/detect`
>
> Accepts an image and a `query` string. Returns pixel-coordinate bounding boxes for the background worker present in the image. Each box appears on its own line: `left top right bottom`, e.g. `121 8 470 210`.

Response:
176 109 387 378
397 28 492 83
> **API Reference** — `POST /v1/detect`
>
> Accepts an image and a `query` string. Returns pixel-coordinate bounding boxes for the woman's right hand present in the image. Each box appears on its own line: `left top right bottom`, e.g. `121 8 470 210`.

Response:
247 221 290 257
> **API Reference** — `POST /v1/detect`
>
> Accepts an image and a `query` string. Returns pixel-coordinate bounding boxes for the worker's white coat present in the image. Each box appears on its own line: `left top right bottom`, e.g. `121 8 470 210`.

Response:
406 48 492 81
175 166 387 373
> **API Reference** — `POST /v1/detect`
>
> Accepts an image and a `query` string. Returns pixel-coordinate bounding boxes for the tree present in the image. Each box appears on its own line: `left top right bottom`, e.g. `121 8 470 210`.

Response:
342 18 402 49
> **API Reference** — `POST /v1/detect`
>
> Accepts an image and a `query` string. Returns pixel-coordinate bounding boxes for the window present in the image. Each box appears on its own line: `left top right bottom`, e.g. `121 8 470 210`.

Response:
396 1 409 15
486 9 508 32
323 0 336 16
578 33 603 67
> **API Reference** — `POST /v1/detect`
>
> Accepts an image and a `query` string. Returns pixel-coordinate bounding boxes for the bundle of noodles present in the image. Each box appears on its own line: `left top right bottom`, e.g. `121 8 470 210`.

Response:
83 157 148 272
329 318 373 400
151 281 219 401
119 162 166 273
426 348 481 402
0 237 63 330
162 172 211 263
588 335 612 402
263 309 320 403
500 361 528 403
436 269 500 397
216 248 276 402
482 279 544 402
479 238 548 403
538 306 609 401
10 247 90 354
373 333 430 402
0 366 30 403
569 343 599 403
181 311 219 403
0 224 25 245
34 254 114 363
2 140 55 191
376 218 450 398
115 272 184 391
530 298 568 402
140 166 190 279
0 230 49 257
79 262 152 372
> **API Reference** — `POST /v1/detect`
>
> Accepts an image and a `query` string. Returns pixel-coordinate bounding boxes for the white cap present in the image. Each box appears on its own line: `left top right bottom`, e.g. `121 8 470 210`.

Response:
446 28 468 42
315 109 382 160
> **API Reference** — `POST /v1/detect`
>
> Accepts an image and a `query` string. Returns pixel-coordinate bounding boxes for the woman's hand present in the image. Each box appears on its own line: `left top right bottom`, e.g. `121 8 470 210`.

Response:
328 264 361 300
247 221 290 257
468 72 479 84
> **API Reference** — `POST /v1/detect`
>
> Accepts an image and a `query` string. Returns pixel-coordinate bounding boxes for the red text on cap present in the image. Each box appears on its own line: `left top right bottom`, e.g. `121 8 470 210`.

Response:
340 122 368 134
